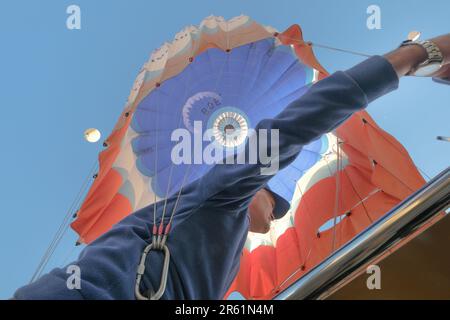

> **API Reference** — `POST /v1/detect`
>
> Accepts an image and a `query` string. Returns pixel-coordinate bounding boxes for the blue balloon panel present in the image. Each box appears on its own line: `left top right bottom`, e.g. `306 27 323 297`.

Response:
131 37 321 202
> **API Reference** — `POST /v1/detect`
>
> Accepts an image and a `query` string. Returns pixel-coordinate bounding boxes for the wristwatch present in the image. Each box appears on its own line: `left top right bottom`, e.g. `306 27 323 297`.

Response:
400 39 444 76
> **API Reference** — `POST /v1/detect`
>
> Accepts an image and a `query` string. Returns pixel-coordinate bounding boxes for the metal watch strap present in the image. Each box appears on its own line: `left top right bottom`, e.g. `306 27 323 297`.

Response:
400 40 444 75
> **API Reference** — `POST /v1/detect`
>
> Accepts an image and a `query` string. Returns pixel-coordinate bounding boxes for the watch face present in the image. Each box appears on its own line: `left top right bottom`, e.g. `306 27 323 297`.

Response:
414 62 442 77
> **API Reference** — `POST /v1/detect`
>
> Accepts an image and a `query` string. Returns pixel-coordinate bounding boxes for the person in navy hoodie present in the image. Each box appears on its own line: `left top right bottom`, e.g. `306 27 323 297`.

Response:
14 34 450 300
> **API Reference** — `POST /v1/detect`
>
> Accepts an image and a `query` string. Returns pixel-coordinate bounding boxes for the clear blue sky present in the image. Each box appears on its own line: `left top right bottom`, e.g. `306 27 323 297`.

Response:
0 0 448 299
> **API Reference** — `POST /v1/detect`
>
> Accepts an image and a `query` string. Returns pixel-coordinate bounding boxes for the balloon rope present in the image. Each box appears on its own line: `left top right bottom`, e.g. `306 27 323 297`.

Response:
157 63 194 237
320 136 342 254
338 140 345 249
161 164 193 247
310 42 372 58
330 137 341 253
138 21 233 300
342 167 375 224
322 141 374 224
138 26 202 301
276 34 373 58
158 32 203 231
293 180 318 258
273 247 312 293
30 159 98 283
347 187 381 217
159 22 231 236
152 90 160 245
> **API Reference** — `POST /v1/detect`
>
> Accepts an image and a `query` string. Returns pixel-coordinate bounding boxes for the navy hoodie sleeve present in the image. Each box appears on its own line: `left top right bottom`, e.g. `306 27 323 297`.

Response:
196 55 399 208
12 55 398 300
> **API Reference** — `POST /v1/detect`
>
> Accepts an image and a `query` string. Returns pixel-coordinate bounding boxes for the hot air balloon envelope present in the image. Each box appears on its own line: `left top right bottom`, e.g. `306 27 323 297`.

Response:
72 15 426 300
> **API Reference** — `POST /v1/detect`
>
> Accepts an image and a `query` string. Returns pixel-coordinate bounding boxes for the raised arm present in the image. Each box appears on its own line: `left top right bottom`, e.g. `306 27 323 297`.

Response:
199 34 450 208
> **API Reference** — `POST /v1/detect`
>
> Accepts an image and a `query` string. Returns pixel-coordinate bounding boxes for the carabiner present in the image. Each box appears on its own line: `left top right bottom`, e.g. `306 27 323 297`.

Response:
135 242 170 300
